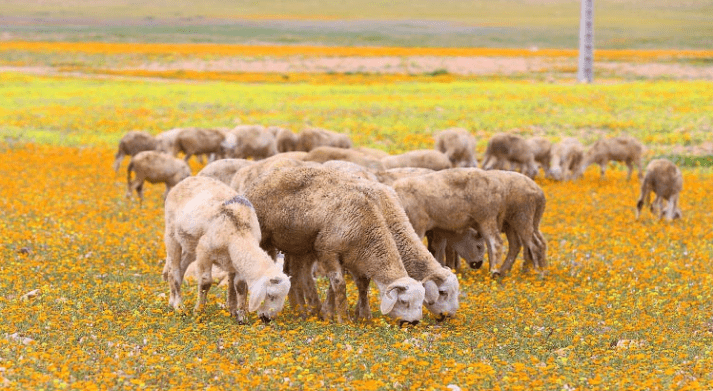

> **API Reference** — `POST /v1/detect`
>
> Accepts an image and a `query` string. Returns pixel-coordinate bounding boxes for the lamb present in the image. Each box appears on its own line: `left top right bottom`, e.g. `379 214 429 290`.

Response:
381 150 453 171
429 228 486 271
392 168 547 276
162 176 291 323
275 128 299 153
580 136 644 180
434 127 478 168
302 146 385 171
296 127 353 151
197 158 253 185
481 133 538 178
526 137 552 177
550 137 585 181
173 127 227 163
222 125 278 161
354 146 390 160
636 158 683 221
113 130 158 172
126 151 191 205
154 127 184 155
321 160 380 182
243 165 425 324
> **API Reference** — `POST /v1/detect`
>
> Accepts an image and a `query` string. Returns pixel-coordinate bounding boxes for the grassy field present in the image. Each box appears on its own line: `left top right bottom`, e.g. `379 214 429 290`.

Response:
0 71 713 389
1 0 713 48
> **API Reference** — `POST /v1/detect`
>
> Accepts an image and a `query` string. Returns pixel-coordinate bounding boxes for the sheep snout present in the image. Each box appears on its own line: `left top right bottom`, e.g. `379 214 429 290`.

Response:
469 261 483 269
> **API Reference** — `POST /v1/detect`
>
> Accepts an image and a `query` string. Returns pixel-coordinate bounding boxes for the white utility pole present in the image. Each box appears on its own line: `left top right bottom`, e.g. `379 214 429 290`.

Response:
577 0 594 83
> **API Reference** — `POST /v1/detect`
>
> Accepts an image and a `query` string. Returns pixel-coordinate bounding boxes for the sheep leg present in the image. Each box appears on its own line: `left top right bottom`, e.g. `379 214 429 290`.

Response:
113 150 124 172
354 275 372 321
599 161 607 179
301 264 323 317
480 223 503 276
498 225 522 276
194 243 213 313
318 255 347 323
445 244 459 271
165 236 184 310
230 277 249 324
625 160 634 180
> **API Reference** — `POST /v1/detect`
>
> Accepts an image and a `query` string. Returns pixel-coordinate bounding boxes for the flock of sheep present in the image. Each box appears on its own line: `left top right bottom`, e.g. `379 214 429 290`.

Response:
114 125 683 325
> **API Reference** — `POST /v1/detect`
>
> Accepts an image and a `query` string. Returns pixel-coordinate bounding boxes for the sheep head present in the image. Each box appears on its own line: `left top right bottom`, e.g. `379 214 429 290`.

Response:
379 277 425 325
248 274 291 323
423 271 460 321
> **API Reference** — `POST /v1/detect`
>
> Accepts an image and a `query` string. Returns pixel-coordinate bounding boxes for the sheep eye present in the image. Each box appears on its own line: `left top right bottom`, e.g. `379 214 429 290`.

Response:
267 294 276 300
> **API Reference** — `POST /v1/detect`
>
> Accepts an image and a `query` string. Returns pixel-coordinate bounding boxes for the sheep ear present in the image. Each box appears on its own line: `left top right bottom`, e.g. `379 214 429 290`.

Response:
248 277 267 312
424 280 439 305
380 290 397 315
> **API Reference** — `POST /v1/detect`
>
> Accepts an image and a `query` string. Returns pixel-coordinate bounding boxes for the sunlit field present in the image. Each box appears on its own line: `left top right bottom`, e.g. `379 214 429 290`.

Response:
1 69 713 389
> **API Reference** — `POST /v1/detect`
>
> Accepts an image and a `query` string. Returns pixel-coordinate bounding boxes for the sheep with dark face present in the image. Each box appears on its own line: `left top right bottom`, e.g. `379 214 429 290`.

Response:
550 137 584 181
636 158 683 221
381 150 453 171
162 176 291 324
392 168 547 277
243 166 425 324
481 133 538 179
126 151 191 205
197 158 253 185
113 130 158 172
434 127 478 168
580 136 644 180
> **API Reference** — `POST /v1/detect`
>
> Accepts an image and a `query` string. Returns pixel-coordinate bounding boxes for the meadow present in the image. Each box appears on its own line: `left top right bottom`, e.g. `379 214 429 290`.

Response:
1 69 713 389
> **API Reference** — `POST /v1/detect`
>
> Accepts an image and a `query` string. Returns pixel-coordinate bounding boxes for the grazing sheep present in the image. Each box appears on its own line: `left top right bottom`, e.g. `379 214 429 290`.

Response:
275 128 299 153
527 137 553 177
374 167 435 186
155 128 184 155
434 127 478 168
197 158 253 185
243 165 425 324
392 168 547 276
113 130 158 172
223 125 278 161
303 146 385 171
550 137 585 181
580 136 644 180
174 127 227 163
163 176 291 323
636 158 683 221
354 146 390 160
296 127 352 151
381 150 452 171
481 133 538 179
126 151 191 205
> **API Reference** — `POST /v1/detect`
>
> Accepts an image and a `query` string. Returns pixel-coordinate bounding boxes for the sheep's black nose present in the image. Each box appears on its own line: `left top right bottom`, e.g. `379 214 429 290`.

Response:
399 320 420 327
469 261 483 269
259 315 272 324
436 314 448 322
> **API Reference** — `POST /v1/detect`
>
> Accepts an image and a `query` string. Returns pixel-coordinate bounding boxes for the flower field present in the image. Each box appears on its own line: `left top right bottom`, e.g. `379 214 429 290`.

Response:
1 71 713 390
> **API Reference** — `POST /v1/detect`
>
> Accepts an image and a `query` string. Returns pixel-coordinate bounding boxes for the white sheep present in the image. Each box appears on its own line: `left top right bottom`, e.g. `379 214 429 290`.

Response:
126 151 191 205
296 127 352 151
381 149 453 171
580 136 644 180
197 158 253 185
434 127 478 168
526 137 552 177
162 176 291 323
222 125 278 161
113 130 158 172
550 137 584 181
243 165 425 325
636 158 683 221
302 146 385 171
481 133 538 178
173 127 227 163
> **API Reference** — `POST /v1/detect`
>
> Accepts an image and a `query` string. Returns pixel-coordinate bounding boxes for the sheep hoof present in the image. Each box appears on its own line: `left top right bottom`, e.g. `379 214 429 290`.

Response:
233 309 247 325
